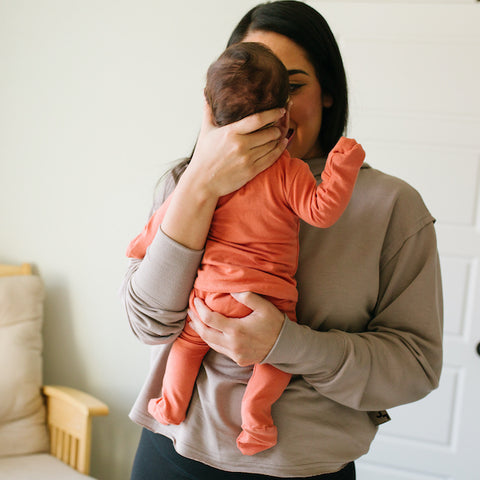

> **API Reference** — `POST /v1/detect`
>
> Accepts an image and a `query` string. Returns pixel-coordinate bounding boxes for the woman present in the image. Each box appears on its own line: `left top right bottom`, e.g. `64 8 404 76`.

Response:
122 2 443 479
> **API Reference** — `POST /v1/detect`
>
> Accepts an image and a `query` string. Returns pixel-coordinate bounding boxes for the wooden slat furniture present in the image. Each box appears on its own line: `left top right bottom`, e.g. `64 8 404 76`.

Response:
43 386 109 474
0 263 109 476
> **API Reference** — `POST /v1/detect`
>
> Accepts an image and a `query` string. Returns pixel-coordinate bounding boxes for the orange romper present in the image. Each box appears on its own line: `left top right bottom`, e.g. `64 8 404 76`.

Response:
127 137 365 455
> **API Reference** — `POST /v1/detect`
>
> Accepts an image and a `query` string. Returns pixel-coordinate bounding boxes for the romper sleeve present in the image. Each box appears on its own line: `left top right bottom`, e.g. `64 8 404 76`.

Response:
262 194 443 411
287 137 365 228
120 173 204 345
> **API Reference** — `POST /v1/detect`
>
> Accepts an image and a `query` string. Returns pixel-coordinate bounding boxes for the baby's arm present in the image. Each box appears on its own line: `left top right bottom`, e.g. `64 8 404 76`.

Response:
288 137 365 227
126 194 172 259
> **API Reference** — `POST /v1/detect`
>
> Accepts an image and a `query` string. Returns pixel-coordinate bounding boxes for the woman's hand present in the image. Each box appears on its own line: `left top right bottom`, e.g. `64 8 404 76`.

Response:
188 292 285 367
186 102 289 198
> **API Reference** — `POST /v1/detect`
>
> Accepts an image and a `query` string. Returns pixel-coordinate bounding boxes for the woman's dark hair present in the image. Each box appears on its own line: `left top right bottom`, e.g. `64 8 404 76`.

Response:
169 0 348 184
227 1 348 157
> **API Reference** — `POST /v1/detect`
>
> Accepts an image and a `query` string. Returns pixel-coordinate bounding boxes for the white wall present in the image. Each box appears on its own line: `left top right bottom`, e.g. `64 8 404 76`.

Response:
1 1 479 479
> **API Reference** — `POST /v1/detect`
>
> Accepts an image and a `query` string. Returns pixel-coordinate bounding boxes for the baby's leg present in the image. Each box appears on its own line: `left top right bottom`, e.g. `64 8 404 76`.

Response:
148 320 209 425
237 299 296 455
236 364 292 455
148 290 250 425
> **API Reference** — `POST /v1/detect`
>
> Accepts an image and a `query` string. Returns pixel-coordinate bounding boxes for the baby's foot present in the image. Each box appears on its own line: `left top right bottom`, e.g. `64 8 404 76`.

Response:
147 397 185 425
236 424 278 455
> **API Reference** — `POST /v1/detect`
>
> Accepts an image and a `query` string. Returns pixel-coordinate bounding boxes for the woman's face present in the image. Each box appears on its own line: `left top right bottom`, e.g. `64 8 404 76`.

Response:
242 30 332 160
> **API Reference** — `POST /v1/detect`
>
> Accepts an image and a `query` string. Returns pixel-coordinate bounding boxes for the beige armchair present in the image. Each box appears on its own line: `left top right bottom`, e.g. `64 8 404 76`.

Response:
0 264 109 479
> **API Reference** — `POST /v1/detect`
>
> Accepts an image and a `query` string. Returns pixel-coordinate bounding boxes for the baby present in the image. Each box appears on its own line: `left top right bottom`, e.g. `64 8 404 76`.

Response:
127 42 365 455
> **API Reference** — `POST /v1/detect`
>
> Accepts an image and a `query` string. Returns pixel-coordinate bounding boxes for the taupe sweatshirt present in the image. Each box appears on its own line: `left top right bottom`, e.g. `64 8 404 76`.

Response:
121 158 443 477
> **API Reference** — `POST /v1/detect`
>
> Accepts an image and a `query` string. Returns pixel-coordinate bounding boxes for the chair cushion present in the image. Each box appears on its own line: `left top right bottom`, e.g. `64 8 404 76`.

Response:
0 453 95 479
0 275 49 457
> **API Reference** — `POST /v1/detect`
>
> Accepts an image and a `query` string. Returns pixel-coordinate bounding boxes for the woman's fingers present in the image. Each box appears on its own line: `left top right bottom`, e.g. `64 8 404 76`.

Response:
190 297 231 335
247 124 285 150
189 293 285 367
230 291 268 312
251 137 288 172
234 107 286 135
188 300 234 357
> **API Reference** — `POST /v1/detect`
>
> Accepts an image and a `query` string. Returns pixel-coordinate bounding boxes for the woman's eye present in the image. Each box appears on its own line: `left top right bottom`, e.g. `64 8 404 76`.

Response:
289 83 305 94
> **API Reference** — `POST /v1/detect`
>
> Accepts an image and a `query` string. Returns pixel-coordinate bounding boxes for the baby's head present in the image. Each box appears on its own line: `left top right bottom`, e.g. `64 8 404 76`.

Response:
205 42 289 127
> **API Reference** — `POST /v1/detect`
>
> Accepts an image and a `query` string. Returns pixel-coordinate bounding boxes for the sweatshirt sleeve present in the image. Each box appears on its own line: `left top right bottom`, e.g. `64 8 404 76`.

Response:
120 174 204 345
287 137 365 228
262 220 443 411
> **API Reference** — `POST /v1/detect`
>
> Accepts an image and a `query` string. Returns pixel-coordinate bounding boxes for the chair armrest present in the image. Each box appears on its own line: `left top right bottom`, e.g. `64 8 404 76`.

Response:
43 385 109 417
42 385 109 475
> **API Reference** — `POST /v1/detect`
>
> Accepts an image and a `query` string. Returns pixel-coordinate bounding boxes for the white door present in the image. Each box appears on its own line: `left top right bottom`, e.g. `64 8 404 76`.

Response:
310 1 480 478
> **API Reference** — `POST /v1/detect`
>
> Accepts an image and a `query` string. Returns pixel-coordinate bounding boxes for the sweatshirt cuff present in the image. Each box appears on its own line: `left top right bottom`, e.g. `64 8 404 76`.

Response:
133 228 204 311
261 317 346 377
261 317 310 368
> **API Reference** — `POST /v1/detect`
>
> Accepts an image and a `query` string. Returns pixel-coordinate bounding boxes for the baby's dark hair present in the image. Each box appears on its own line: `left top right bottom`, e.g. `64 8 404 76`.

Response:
204 42 289 126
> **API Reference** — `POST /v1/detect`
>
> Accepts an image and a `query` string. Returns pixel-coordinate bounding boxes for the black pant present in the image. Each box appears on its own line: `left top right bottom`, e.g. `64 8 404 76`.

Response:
131 428 356 480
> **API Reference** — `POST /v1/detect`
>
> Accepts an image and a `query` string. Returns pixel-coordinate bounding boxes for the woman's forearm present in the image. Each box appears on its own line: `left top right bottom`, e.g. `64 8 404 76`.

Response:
161 168 219 250
121 234 204 345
